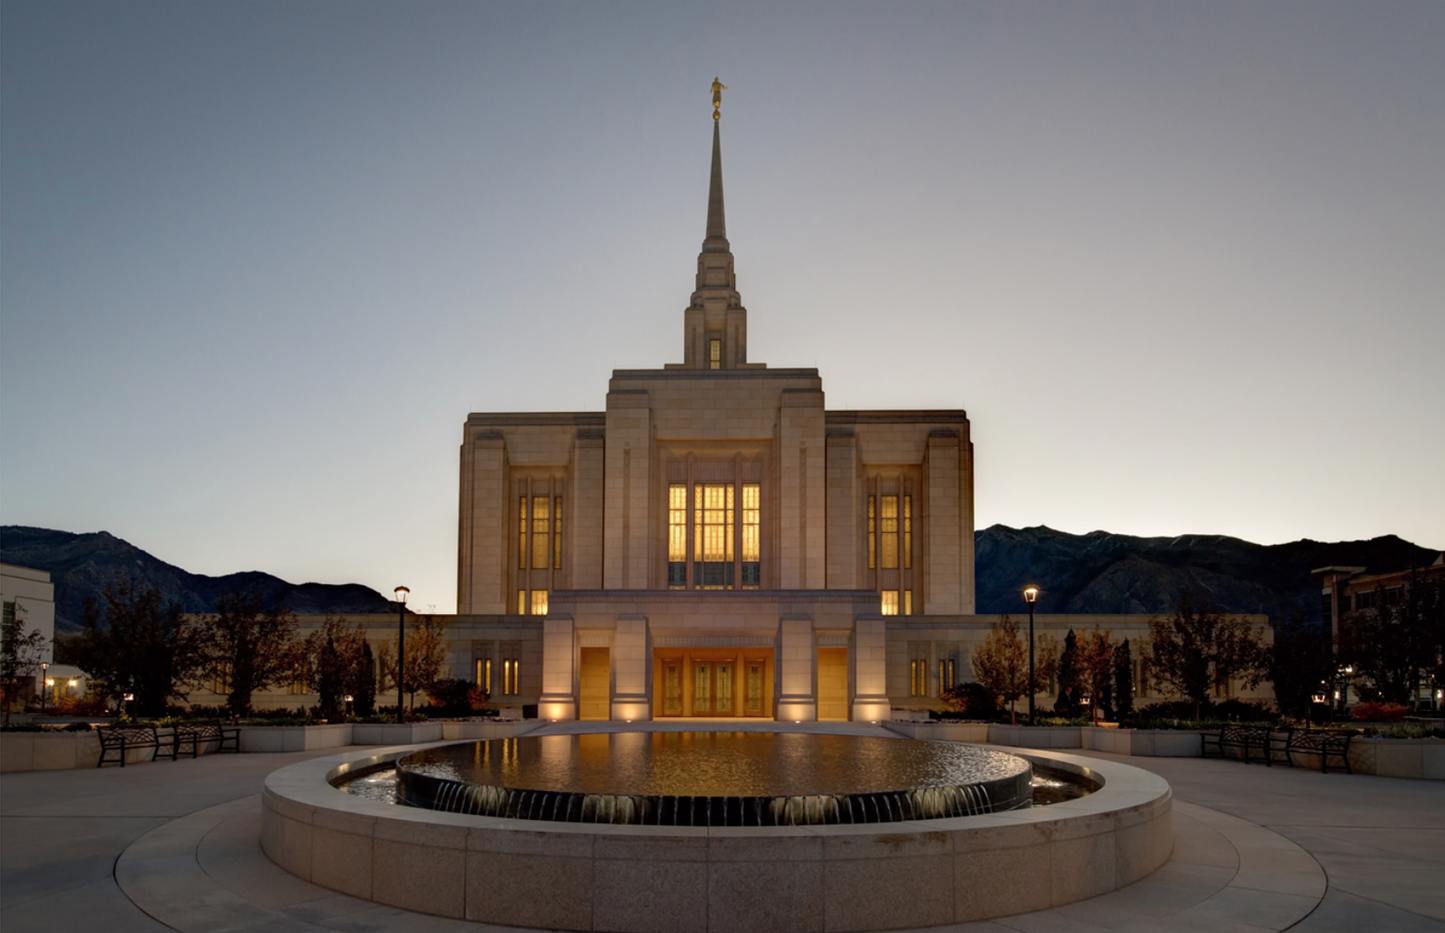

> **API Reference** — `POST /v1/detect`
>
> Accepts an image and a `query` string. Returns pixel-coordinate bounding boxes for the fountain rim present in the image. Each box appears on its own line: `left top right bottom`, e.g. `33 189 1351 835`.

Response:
268 738 1160 840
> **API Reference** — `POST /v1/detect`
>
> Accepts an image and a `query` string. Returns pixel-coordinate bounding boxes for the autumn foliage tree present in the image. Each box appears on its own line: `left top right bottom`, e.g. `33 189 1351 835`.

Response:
202 590 302 717
72 576 208 718
379 615 448 713
303 615 375 719
970 616 1058 724
1147 590 1269 720
1075 628 1117 723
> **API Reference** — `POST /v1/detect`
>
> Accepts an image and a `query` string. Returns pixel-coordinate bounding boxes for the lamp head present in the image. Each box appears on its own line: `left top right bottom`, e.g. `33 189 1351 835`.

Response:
1023 586 1039 605
394 586 410 606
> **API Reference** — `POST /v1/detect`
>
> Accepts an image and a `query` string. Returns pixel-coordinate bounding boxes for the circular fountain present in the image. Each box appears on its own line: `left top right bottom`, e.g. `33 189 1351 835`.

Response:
394 732 1033 825
262 725 1174 932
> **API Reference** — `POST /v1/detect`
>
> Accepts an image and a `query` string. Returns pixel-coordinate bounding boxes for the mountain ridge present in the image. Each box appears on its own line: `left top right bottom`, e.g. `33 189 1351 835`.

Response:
3 524 1439 633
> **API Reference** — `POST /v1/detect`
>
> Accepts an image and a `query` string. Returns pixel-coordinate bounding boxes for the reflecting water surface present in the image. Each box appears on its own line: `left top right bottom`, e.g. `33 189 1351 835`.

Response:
399 732 1028 797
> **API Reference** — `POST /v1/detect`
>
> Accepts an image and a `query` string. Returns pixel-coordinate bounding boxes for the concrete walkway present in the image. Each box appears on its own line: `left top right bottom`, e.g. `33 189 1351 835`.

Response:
2 743 1441 932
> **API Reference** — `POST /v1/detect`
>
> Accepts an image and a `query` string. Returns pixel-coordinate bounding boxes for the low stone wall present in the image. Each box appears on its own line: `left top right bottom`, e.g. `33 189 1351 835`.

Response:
239 724 354 753
1346 738 1445 779
0 731 102 771
261 743 1173 932
1081 727 1205 758
881 721 991 742
440 720 541 740
988 724 1083 748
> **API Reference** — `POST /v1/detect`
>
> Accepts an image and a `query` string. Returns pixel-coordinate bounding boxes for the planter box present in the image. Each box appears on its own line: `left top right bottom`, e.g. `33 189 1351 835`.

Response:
239 724 353 753
1347 737 1445 779
350 722 443 745
988 724 1082 748
881 721 990 742
1081 727 1205 757
440 720 541 740
1 731 102 771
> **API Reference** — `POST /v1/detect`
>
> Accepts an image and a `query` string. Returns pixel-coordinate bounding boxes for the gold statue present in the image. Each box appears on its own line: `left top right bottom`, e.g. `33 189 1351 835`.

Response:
711 77 727 120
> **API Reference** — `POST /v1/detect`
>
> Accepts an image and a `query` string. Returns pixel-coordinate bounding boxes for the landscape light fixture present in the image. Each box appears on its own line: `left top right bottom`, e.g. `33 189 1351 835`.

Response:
1023 586 1039 724
394 586 410 723
41 662 49 713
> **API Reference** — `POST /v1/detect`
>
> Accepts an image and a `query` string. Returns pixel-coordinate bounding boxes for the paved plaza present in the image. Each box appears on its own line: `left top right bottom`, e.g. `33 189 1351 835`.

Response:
2 735 1441 933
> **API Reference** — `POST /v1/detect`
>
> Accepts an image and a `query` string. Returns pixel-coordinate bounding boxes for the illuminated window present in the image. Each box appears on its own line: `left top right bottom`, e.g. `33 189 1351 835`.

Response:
531 496 550 569
867 497 876 569
903 496 912 569
881 590 899 616
939 659 955 692
668 484 687 588
517 590 526 615
212 662 231 696
742 483 760 587
553 496 563 569
709 338 721 369
881 496 899 569
904 590 913 615
909 659 927 697
502 658 520 695
474 658 492 693
694 484 734 588
530 590 548 615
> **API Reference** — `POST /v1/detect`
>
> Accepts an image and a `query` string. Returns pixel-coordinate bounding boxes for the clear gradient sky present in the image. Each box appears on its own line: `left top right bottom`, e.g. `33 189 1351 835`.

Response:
3 1 1442 613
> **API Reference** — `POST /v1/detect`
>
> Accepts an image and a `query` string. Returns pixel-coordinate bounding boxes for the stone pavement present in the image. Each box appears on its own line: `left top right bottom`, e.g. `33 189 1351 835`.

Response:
1 742 1441 933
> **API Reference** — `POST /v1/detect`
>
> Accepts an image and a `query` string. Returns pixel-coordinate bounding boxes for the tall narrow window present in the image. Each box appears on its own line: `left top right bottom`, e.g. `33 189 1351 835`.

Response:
668 484 687 588
475 658 492 693
867 496 876 569
742 483 760 587
517 590 526 615
531 496 550 569
709 338 721 369
881 590 899 616
904 590 913 615
881 496 899 569
554 496 563 569
903 495 913 569
939 659 955 692
502 658 520 695
518 498 527 569
694 484 734 588
530 590 548 615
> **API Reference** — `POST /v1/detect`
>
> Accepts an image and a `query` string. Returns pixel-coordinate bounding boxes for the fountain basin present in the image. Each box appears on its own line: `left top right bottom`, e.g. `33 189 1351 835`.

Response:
395 732 1033 825
262 731 1171 932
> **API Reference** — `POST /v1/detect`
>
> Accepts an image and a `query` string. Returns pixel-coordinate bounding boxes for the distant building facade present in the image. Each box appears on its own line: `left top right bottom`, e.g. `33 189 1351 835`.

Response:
1 563 56 703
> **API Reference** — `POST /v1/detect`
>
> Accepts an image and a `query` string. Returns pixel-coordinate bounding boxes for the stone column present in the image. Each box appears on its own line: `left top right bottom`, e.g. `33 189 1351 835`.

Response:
852 617 891 722
459 433 508 614
610 615 651 721
538 616 577 721
776 616 817 721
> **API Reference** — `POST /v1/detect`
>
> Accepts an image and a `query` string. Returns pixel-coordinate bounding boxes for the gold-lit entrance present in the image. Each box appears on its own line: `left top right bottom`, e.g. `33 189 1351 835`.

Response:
817 646 849 721
578 647 610 721
653 648 773 718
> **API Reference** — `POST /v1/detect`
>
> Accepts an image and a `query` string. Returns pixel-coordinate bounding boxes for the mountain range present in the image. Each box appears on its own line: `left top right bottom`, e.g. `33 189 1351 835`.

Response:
3 524 1439 633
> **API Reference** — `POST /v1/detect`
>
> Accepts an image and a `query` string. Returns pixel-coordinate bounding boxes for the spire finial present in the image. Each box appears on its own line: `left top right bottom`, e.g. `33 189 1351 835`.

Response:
711 77 727 121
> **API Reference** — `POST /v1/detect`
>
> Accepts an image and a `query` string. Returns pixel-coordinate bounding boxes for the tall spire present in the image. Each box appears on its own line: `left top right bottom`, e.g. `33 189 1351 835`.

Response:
704 118 728 249
682 79 748 370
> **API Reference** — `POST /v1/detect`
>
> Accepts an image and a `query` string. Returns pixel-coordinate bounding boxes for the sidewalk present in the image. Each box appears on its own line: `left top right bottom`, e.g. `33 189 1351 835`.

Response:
1 744 1441 932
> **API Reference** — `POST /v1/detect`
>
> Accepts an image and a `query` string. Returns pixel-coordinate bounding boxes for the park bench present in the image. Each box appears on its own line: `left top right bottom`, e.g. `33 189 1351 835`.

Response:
1285 729 1354 774
1201 725 1288 766
96 724 174 767
173 720 241 758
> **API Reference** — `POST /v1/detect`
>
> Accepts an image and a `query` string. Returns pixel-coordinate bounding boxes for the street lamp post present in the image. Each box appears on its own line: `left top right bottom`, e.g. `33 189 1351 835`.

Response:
394 586 410 723
1023 586 1039 725
40 661 49 714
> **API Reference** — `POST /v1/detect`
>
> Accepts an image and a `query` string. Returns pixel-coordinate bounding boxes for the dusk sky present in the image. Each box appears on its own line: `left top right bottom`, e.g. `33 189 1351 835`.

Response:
3 1 1441 613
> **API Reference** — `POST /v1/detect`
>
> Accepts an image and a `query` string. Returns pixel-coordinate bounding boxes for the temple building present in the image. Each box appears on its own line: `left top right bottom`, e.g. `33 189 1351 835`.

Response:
223 91 1271 718
454 93 974 722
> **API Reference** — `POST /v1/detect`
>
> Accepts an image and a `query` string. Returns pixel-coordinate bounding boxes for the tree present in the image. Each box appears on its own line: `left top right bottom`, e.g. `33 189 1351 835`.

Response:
1055 629 1081 715
71 576 208 718
1113 639 1135 721
971 617 1027 723
1340 572 1444 708
355 640 377 717
202 590 301 717
303 615 372 719
1147 589 1269 720
1 601 48 726
380 615 448 713
1268 614 1330 718
1075 628 1117 723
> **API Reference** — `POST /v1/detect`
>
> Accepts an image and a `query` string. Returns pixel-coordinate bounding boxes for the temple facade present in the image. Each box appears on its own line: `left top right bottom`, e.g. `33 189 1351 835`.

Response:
454 104 975 722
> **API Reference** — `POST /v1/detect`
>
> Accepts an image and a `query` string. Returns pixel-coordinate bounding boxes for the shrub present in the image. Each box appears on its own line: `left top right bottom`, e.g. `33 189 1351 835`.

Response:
1349 701 1410 723
939 682 999 719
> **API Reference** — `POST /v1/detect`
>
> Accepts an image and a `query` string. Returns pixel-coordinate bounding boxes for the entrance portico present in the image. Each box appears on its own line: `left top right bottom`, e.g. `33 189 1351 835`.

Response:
536 590 890 723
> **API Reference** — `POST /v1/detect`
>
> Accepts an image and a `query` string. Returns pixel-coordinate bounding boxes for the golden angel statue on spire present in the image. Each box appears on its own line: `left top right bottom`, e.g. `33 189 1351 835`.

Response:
711 78 727 119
